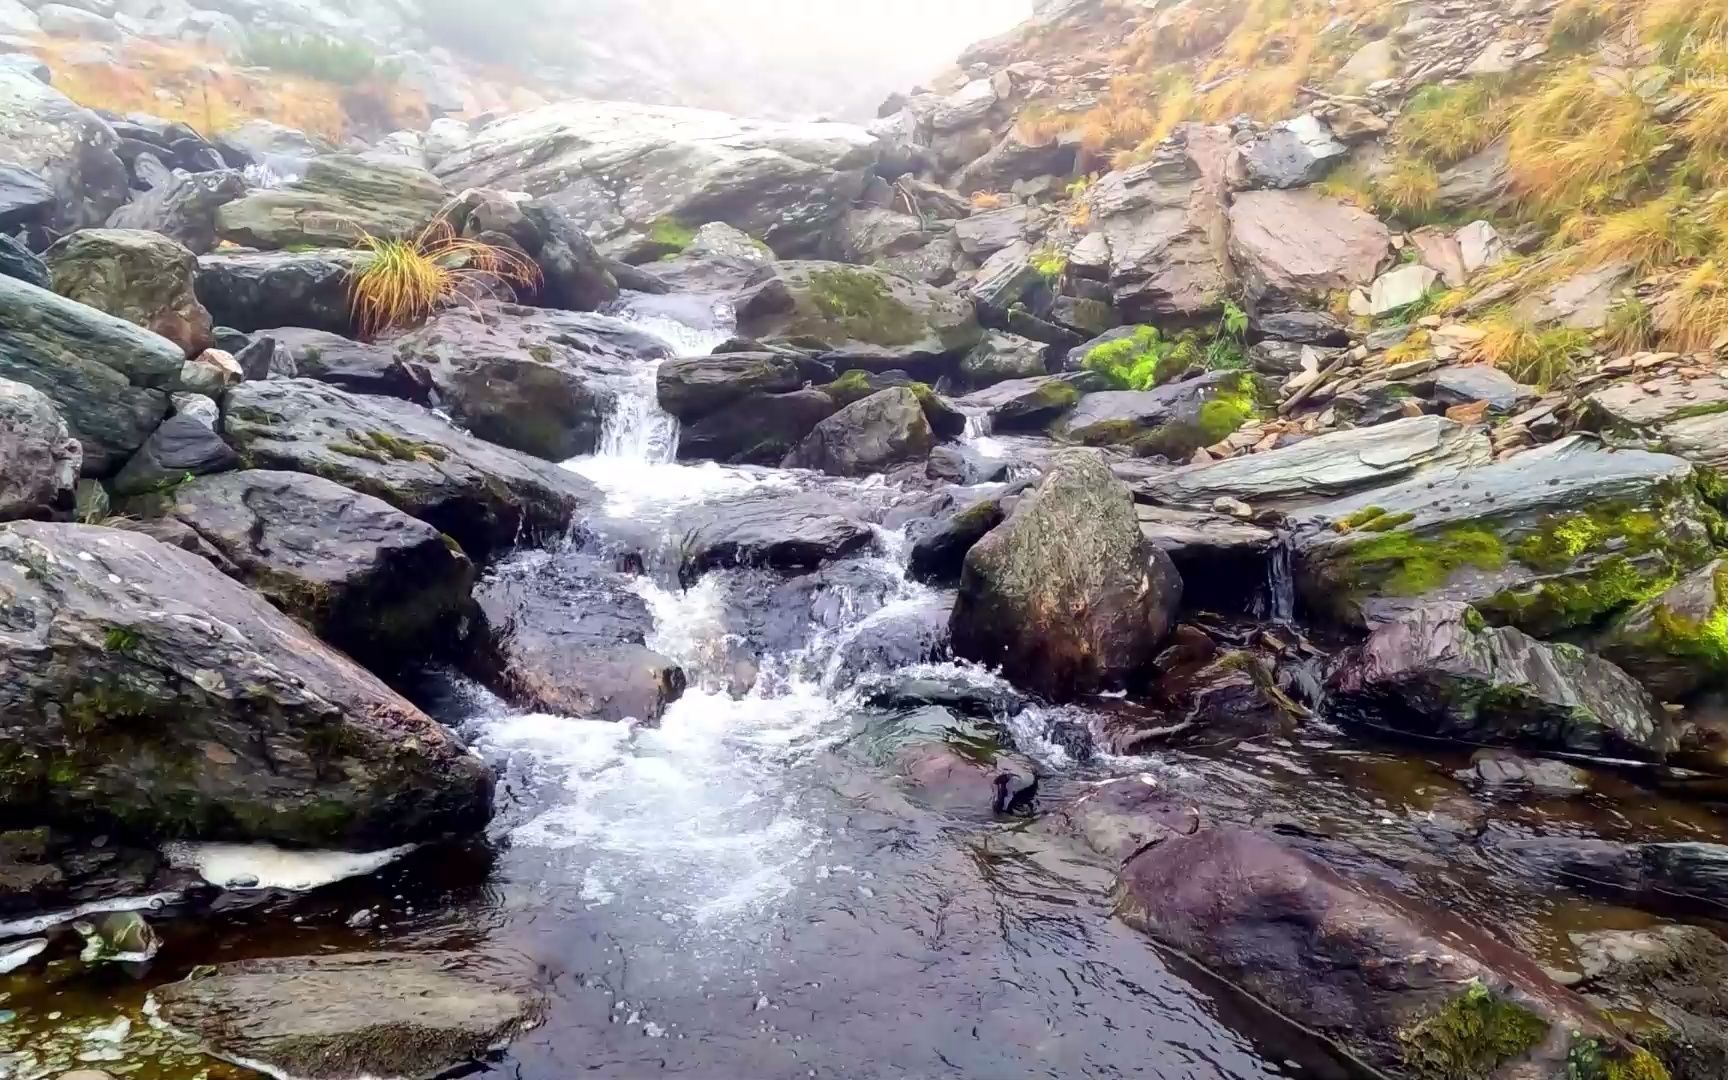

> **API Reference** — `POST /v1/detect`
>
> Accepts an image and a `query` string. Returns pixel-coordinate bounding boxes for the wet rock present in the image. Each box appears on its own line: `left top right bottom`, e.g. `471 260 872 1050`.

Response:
517 200 619 312
1054 371 1261 459
858 672 1026 720
951 128 1075 197
951 373 1095 432
1251 308 1350 346
1572 924 1728 1080
0 162 56 235
1116 824 1636 1079
1160 650 1302 740
222 379 596 561
1088 125 1233 321
680 491 874 581
470 552 684 724
1136 506 1278 614
1228 188 1390 309
0 521 493 845
0 233 48 288
910 489 1016 584
1585 374 1728 470
677 387 839 466
195 249 361 335
952 450 1180 701
158 470 476 667
892 730 1039 817
1598 560 1728 702
1435 138 1513 216
1428 365 1534 415
1290 437 1717 635
0 70 127 230
151 953 543 1080
1135 415 1489 509
959 330 1048 387
1487 836 1728 919
0 375 80 520
734 260 982 370
834 206 931 263
0 273 180 475
1329 602 1674 760
75 910 158 962
217 155 451 250
260 327 429 400
828 591 953 688
1239 114 1347 189
215 119 332 175
45 228 213 359
966 240 1039 315
782 386 932 477
656 352 803 421
434 101 876 258
1455 749 1592 798
110 412 239 496
104 169 247 254
954 204 1037 258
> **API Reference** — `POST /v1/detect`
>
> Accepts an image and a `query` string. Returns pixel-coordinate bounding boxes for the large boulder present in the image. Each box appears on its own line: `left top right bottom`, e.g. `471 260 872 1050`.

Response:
154 470 477 667
1134 415 1491 509
0 69 128 230
1586 373 1728 470
655 352 804 422
0 376 80 520
959 330 1048 387
0 233 48 287
0 274 180 474
195 250 361 335
1572 925 1728 1080
104 169 248 255
217 155 452 250
1239 114 1347 189
951 374 1096 432
951 450 1180 701
110 412 240 496
433 101 878 259
1598 559 1728 701
1329 602 1675 760
0 163 56 236
0 521 493 846
733 261 982 369
1053 371 1261 459
676 387 839 465
1085 125 1233 321
781 386 933 476
221 379 597 560
45 228 214 359
1228 188 1391 309
469 552 685 724
678 491 874 582
517 200 620 312
151 953 543 1080
1290 437 1720 635
250 326 430 400
1109 820 1652 1079
388 304 670 461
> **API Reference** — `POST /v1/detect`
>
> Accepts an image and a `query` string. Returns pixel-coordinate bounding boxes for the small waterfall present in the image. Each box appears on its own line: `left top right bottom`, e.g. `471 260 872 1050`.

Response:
1255 530 1297 623
962 411 992 438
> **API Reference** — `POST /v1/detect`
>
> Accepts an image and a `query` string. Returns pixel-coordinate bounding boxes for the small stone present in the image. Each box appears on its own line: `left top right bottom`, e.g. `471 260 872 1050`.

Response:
1211 496 1253 518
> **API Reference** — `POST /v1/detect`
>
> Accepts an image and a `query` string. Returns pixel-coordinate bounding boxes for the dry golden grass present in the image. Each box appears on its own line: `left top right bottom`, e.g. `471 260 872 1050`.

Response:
1644 0 1728 58
1509 64 1661 214
1397 82 1507 166
1315 161 1376 210
1655 261 1728 350
968 191 1006 210
1378 157 1440 217
1603 296 1658 352
1469 313 1589 387
1682 83 1728 160
1566 191 1715 275
350 220 540 339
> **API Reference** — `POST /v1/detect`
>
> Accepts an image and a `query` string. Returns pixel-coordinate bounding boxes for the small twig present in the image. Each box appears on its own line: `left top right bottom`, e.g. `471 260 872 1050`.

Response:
1278 351 1353 416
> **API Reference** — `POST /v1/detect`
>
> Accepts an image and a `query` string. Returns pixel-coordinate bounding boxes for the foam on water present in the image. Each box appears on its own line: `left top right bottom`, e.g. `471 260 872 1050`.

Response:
159 841 418 891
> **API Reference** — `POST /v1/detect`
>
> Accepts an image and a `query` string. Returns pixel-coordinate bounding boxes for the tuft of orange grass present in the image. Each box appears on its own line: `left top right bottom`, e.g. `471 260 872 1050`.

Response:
1566 191 1715 275
1509 65 1661 214
969 191 1006 210
1644 0 1728 59
350 220 541 339
1655 261 1728 351
1377 157 1440 218
1469 313 1589 388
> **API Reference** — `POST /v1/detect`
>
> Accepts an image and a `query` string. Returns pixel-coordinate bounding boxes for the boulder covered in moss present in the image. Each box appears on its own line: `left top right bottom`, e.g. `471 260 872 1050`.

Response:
1598 560 1728 702
1571 924 1728 1080
216 155 451 250
150 470 477 668
221 379 597 561
951 449 1181 701
0 521 493 847
734 260 982 370
1053 370 1263 459
44 228 214 360
951 373 1103 432
1328 602 1674 760
1291 437 1720 635
782 386 933 477
1108 821 1647 1080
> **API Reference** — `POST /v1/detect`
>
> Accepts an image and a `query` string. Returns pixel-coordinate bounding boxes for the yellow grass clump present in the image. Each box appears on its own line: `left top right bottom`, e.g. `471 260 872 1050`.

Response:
1469 313 1589 388
350 220 541 339
1644 0 1728 59
1398 82 1508 165
1655 261 1728 351
1378 157 1441 218
1508 65 1661 214
1567 192 1715 275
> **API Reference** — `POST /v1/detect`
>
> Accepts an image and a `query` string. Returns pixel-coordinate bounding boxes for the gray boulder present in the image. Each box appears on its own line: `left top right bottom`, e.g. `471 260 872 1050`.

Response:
0 375 80 520
110 412 238 496
433 100 878 259
1429 365 1534 414
0 521 493 845
734 260 982 369
0 273 180 474
45 228 213 358
676 388 839 465
151 953 542 1080
195 249 360 335
104 168 247 254
656 352 803 422
953 204 1037 258
221 379 597 560
1239 114 1348 189
952 374 1096 432
255 326 429 400
0 163 56 234
519 200 619 312
0 70 127 229
217 154 451 250
679 491 873 582
781 386 933 477
1228 188 1390 309
951 449 1181 701
0 233 47 287
1328 602 1675 760
959 330 1047 387
1054 371 1260 459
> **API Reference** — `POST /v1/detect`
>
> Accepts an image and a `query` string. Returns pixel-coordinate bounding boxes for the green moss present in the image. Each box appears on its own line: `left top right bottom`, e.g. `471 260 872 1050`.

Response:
103 627 140 654
1336 505 1390 531
334 430 450 464
1624 561 1728 669
1568 1040 1673 1080
804 267 925 347
1478 554 1676 634
330 440 388 463
1363 511 1416 532
648 217 696 253
1196 396 1253 443
1398 982 1550 1080
1030 245 1068 279
527 344 553 363
1083 326 1183 390
1461 605 1487 632
1512 507 1664 572
821 368 875 406
1335 526 1507 596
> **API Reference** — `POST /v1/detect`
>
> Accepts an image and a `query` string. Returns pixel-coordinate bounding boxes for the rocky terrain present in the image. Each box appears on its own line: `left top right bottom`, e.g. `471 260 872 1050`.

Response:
5 0 1728 1078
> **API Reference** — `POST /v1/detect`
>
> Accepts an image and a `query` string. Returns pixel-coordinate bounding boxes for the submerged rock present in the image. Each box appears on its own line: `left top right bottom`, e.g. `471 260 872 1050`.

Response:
0 522 493 846
782 386 933 477
1328 602 1674 761
952 450 1180 702
1487 836 1728 919
152 953 543 1080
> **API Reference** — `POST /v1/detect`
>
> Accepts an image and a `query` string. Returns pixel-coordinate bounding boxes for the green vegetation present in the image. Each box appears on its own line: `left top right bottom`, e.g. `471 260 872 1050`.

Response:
1398 981 1550 1080
1567 1039 1673 1080
332 430 448 464
103 628 140 654
1082 306 1245 391
648 218 698 255
803 267 925 347
1469 316 1590 389
240 33 400 85
1030 245 1069 280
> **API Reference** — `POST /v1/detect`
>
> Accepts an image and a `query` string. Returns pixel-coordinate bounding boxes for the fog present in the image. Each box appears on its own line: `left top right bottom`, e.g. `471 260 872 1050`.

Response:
546 0 1034 120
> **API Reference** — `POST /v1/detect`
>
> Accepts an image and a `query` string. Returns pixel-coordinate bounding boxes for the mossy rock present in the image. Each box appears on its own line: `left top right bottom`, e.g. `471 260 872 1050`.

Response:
735 260 983 364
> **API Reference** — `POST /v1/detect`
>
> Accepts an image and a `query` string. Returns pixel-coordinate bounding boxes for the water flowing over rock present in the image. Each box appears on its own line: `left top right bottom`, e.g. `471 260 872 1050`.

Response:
678 387 840 465
0 274 180 475
0 376 80 520
433 101 879 259
221 379 597 560
0 69 127 230
734 261 982 369
952 450 1180 701
195 249 361 335
1290 437 1717 634
1328 602 1675 760
44 228 214 359
151 953 543 1080
152 470 478 667
216 155 452 250
782 386 933 476
951 373 1097 431
470 551 685 724
0 521 493 846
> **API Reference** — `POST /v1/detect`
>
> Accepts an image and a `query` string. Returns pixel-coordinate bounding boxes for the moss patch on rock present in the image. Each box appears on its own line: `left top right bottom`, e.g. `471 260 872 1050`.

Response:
802 267 926 347
1567 1040 1673 1080
1332 526 1508 596
1398 982 1550 1080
